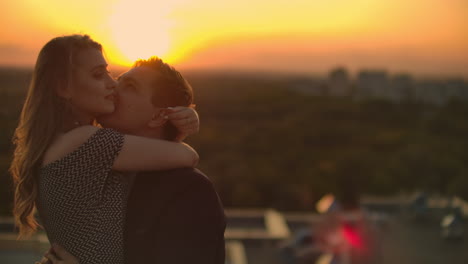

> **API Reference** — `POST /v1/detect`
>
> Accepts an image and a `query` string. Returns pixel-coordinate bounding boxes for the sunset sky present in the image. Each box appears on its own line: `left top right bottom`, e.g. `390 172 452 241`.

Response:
1 0 467 77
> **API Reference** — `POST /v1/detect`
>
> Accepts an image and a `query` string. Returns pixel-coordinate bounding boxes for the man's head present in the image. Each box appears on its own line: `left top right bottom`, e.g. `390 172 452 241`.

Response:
97 57 193 140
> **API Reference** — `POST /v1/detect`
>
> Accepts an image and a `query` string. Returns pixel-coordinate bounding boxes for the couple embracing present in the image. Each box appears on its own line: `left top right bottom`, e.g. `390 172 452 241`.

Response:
10 34 225 264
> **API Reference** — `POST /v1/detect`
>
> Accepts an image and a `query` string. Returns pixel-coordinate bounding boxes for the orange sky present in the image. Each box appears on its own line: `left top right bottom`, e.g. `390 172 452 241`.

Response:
1 0 467 77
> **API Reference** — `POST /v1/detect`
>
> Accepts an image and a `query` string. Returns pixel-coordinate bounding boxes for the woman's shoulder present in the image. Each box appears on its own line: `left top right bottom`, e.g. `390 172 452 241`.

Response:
42 126 103 167
65 125 101 140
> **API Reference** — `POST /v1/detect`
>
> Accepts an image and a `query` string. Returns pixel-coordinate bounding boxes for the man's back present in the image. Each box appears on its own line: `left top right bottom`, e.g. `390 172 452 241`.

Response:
125 168 226 264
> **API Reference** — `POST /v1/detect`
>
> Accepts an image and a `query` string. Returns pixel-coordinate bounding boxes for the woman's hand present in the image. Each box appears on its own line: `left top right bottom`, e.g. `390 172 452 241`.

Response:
36 244 79 264
165 106 200 142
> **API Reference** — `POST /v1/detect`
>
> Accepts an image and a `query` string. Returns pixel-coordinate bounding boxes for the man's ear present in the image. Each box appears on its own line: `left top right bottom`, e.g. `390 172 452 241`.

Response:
147 110 168 128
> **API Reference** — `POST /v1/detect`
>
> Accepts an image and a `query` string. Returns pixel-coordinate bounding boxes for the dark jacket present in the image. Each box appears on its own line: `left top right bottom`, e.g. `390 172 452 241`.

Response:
124 168 226 264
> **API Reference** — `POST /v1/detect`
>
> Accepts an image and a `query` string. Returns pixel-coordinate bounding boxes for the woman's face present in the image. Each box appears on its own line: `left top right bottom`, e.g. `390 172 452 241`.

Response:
67 48 117 118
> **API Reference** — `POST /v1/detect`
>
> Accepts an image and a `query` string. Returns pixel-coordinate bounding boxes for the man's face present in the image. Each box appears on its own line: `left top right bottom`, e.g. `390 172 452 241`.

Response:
97 66 161 134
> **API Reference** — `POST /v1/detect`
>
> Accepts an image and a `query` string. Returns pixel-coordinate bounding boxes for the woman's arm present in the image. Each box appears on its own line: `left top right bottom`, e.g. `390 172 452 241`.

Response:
116 106 201 170
42 125 198 172
40 244 79 264
113 105 201 171
113 133 198 171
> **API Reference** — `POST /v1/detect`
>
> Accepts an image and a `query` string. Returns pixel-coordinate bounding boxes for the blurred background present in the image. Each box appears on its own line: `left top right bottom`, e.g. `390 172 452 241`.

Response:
1 0 467 263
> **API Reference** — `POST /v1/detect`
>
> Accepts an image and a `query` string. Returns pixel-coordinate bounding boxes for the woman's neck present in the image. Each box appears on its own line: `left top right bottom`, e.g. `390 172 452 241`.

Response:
62 111 94 132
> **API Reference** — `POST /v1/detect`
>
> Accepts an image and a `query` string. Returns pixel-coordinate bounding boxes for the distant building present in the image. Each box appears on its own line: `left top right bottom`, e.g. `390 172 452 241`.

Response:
389 74 414 102
414 80 445 105
289 67 468 105
413 79 468 105
355 70 389 99
445 78 468 100
328 67 351 96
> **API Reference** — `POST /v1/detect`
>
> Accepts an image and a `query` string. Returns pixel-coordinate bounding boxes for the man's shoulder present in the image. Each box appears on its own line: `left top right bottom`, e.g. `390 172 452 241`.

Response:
174 167 210 182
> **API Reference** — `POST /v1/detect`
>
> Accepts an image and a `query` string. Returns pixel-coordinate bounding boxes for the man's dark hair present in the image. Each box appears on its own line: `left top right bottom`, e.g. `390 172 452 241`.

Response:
133 57 194 141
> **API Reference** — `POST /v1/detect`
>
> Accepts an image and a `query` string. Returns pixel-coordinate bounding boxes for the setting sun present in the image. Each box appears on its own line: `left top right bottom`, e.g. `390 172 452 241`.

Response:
107 0 180 66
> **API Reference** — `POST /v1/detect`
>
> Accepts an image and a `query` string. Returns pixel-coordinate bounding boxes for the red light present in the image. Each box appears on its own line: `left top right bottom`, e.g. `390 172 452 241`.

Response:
341 224 366 252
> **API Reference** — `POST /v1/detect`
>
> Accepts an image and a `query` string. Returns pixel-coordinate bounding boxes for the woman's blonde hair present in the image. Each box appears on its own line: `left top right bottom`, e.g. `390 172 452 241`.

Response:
10 34 102 238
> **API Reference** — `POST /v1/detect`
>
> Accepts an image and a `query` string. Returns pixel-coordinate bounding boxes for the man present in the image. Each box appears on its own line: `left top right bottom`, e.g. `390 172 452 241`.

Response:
42 57 226 264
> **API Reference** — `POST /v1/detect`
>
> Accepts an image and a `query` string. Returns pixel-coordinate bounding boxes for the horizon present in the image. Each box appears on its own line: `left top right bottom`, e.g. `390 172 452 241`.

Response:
1 63 466 81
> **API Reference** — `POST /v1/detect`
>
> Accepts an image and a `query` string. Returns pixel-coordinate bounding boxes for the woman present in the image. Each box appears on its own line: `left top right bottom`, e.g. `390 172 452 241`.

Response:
10 34 199 263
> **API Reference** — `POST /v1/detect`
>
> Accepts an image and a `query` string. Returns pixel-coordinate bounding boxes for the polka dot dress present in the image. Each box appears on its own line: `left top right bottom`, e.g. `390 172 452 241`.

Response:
37 128 129 264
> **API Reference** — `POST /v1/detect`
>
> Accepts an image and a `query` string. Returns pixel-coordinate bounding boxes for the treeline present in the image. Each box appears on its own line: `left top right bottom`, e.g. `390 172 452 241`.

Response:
1 69 468 215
